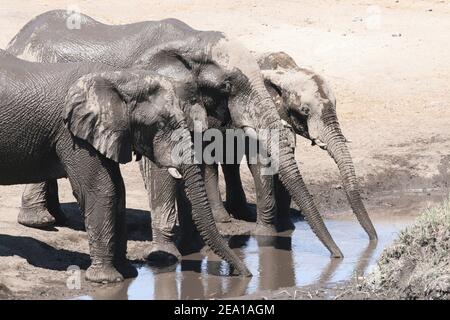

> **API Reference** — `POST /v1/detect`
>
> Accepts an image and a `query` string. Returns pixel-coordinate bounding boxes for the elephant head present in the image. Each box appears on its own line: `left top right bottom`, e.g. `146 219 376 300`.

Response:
134 34 343 257
257 51 377 240
174 79 208 133
63 70 251 276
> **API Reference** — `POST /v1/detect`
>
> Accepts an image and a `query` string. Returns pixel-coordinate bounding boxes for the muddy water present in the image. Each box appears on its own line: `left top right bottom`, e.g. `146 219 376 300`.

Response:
79 216 415 300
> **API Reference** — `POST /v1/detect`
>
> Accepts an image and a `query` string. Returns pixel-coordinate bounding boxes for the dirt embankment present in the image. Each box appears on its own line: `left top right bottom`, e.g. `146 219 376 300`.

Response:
245 197 450 300
361 197 450 299
0 0 449 299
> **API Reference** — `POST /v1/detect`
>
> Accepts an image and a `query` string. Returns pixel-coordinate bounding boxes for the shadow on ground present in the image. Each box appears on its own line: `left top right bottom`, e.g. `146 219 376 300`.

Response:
0 234 90 270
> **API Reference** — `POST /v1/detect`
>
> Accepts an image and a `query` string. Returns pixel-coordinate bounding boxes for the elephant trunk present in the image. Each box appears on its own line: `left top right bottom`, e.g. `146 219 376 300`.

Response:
271 125 343 257
240 74 342 257
322 122 378 240
181 163 252 276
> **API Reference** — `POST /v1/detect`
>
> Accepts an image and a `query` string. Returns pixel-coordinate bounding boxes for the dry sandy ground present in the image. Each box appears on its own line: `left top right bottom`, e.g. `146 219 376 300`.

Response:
0 0 449 299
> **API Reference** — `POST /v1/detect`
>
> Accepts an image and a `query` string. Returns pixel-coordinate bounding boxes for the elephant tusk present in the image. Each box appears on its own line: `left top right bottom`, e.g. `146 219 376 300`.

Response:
243 126 258 141
168 167 183 179
281 119 293 130
314 139 328 150
345 138 353 143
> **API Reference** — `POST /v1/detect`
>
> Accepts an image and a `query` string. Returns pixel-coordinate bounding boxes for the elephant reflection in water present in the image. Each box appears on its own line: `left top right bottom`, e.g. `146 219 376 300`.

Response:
352 240 378 279
316 240 377 285
88 281 132 300
152 255 251 299
254 235 296 291
151 235 295 298
88 235 377 299
152 236 376 298
152 266 179 300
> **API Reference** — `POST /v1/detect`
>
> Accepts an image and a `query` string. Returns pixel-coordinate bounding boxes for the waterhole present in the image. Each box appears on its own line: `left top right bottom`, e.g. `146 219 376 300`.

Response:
78 215 414 300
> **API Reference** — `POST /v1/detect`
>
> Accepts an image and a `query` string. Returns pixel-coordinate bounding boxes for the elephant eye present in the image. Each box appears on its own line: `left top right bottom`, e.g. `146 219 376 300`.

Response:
222 81 232 93
189 96 198 104
300 105 311 116
157 120 166 129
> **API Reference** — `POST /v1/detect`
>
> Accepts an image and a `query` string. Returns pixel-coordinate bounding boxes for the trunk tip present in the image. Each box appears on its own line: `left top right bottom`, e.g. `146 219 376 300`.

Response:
330 249 344 259
233 267 253 277
241 270 253 277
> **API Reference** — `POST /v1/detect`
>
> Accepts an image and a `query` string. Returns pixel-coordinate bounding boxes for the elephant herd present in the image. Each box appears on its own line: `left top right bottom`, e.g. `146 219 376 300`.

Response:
0 10 376 283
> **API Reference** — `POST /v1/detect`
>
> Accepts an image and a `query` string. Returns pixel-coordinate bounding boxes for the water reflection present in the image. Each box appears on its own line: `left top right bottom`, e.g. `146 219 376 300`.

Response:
79 217 411 300
153 265 178 300
353 241 378 278
317 258 343 285
255 235 296 291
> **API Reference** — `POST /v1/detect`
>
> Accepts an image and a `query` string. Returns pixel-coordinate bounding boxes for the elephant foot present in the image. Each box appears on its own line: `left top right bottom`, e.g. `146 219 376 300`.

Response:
252 222 277 236
85 263 123 283
211 205 231 223
18 206 55 229
115 259 138 279
276 217 296 232
146 241 181 266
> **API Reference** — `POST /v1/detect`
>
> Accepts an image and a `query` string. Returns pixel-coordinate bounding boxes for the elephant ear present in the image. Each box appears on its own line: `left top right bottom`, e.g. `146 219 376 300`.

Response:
64 73 132 164
256 51 299 71
261 69 287 107
133 39 201 81
260 70 297 148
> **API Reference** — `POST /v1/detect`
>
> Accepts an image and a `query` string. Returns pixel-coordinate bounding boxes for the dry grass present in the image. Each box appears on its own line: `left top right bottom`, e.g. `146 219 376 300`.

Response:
363 196 450 299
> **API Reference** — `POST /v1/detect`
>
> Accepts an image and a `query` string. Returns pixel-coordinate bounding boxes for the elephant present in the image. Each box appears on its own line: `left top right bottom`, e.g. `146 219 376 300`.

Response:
219 51 377 240
136 50 379 260
0 49 250 283
7 10 344 259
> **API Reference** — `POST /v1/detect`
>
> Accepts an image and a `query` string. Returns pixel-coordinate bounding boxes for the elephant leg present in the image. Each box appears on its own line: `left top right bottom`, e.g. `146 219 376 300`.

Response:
112 175 137 279
140 157 181 264
63 153 128 283
248 162 278 235
46 180 67 225
222 163 255 221
18 180 66 228
203 164 231 223
274 174 295 232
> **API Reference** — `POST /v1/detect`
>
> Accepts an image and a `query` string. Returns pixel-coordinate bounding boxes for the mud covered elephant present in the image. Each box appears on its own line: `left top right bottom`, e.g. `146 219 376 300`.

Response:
221 51 377 240
132 51 379 260
8 10 343 259
0 50 250 282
